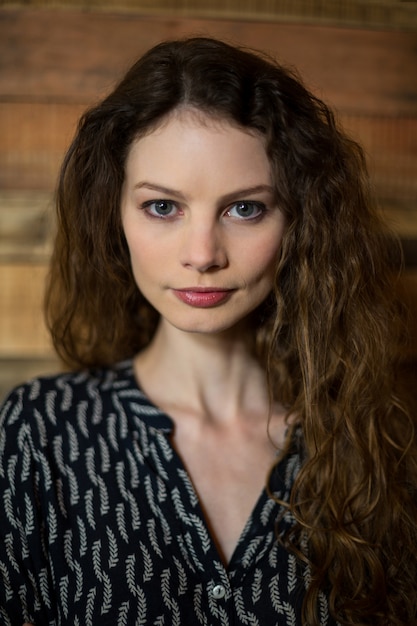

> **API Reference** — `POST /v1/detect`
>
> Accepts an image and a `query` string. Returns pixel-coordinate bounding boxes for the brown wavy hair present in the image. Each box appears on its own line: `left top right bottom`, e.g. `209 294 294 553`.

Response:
45 37 417 624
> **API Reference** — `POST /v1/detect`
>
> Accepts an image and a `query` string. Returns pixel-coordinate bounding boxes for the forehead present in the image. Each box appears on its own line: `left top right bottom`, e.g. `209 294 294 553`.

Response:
125 106 270 168
124 108 271 185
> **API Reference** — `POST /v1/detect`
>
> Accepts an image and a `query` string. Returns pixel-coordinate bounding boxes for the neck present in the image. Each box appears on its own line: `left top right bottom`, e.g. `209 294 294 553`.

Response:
133 319 271 424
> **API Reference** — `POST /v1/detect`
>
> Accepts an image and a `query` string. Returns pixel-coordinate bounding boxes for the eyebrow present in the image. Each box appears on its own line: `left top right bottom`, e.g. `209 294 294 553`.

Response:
133 182 275 203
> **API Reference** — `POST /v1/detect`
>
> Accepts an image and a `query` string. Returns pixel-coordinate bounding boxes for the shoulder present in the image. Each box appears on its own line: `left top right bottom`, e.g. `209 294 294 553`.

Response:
2 359 133 412
0 360 137 448
0 360 151 504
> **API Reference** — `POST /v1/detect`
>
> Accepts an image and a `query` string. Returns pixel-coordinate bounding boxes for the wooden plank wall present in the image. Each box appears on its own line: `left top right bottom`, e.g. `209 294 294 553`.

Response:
2 0 417 30
0 7 416 402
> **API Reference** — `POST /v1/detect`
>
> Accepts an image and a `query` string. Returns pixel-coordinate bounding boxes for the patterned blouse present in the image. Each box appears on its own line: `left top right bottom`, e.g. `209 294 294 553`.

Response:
0 361 337 625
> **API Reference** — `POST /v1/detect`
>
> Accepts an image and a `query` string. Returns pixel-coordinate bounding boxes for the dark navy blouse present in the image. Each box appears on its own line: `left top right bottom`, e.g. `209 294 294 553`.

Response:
0 361 336 625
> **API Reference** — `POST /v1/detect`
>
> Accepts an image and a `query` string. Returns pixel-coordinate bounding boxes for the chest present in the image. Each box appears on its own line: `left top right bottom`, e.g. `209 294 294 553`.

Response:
35 443 307 626
169 414 288 565
17 408 334 625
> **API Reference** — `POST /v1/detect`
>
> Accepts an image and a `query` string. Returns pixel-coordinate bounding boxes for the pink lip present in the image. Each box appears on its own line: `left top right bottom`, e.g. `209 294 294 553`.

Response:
172 288 234 308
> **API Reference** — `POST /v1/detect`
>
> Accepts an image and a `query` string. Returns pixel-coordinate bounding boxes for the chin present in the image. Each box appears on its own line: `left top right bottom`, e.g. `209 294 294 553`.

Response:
165 311 256 337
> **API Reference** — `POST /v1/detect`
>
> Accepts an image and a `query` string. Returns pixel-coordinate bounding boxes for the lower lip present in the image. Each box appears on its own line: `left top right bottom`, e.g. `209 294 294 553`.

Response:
172 290 234 307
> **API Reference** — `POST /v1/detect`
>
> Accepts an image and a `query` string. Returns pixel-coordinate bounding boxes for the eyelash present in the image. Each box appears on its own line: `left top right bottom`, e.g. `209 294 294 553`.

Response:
141 199 179 218
140 200 268 221
226 201 266 220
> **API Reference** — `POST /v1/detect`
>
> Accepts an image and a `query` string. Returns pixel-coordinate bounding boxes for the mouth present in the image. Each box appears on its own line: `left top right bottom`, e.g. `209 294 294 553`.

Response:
171 287 235 308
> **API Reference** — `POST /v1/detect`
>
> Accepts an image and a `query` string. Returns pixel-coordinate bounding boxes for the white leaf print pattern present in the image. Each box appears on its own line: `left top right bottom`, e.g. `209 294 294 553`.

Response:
59 575 69 619
149 442 169 481
4 534 19 572
85 447 98 486
39 568 51 608
84 489 96 529
33 409 48 448
58 379 73 411
260 497 276 526
319 590 330 625
100 570 112 615
0 561 13 602
189 514 211 553
241 535 263 568
52 436 65 473
251 568 263 604
92 540 103 581
45 390 57 426
126 553 139 598
24 493 35 536
116 502 129 543
0 363 336 626
106 413 119 452
37 450 53 491
97 475 110 515
76 401 89 438
127 491 141 530
126 447 140 488
157 433 174 462
173 556 187 595
171 487 191 525
73 560 83 602
161 568 171 610
77 515 88 556
140 541 153 582
66 464 80 505
234 588 259 625
3 490 17 529
177 468 199 507
85 586 96 626
287 553 297 594
118 600 130 626
66 422 80 462
98 433 111 473
147 519 163 559
48 503 58 545
193 584 208 625
63 530 74 570
107 526 119 568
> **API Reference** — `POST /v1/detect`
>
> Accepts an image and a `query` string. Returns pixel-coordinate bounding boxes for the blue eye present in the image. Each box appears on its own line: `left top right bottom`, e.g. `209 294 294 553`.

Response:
227 201 265 220
142 200 178 218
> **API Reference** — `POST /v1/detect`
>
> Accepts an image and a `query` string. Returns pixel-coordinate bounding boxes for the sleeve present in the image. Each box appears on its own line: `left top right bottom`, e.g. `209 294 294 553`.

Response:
0 385 55 626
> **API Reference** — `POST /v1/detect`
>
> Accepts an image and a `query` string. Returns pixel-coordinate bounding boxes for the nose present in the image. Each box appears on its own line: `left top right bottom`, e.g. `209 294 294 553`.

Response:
180 220 228 273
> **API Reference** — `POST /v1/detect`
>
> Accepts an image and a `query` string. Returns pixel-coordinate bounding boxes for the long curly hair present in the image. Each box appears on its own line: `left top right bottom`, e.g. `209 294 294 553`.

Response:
45 37 417 624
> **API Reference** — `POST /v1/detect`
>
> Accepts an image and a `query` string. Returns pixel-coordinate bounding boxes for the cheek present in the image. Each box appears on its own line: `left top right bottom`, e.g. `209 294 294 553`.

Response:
126 231 159 267
245 233 282 279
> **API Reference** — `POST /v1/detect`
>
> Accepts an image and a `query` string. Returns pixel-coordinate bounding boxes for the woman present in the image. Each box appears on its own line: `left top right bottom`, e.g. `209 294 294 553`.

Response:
1 37 416 626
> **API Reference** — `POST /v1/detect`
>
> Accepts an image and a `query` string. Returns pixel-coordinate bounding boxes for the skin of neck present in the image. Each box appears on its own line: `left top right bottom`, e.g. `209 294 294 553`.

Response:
133 317 273 426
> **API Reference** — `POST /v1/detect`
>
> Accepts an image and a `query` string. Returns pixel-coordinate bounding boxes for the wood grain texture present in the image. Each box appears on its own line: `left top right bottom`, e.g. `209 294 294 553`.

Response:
0 263 54 356
1 0 416 30
0 191 54 260
0 102 84 189
0 9 416 116
342 115 417 207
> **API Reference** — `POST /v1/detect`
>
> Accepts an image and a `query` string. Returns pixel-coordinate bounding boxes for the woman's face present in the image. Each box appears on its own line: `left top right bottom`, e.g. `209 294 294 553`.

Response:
121 108 285 337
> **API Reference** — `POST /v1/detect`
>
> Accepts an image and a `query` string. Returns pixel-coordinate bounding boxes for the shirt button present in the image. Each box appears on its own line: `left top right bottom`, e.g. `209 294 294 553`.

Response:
211 584 226 599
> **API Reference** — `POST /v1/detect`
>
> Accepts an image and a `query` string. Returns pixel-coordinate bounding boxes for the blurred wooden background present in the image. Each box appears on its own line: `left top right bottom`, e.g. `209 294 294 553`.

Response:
0 0 416 402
